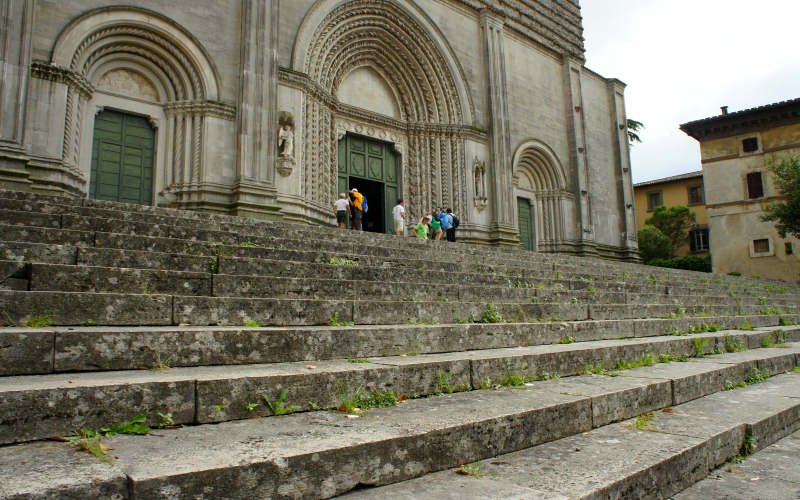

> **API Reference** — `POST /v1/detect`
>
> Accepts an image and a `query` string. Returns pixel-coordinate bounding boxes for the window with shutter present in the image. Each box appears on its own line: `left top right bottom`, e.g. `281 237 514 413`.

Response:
746 172 763 199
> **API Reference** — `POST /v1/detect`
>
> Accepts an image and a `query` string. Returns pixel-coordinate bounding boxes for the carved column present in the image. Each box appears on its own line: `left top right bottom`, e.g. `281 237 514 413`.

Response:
480 9 516 243
608 78 638 253
563 56 593 241
236 0 279 185
0 0 33 170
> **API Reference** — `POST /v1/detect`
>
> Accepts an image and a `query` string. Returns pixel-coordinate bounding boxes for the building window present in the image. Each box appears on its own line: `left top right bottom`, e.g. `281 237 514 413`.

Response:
746 172 764 199
687 184 704 205
787 242 794 255
742 137 759 153
690 227 709 252
647 191 663 211
751 238 771 256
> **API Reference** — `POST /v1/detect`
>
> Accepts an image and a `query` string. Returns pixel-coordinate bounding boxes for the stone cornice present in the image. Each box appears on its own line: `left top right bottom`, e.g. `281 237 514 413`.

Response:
31 61 93 97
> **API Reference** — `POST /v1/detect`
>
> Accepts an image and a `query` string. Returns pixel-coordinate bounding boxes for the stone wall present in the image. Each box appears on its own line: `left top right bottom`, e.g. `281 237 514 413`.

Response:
1 0 638 259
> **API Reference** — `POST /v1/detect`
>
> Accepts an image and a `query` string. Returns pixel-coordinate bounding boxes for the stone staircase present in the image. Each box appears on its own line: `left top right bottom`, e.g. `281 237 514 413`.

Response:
0 188 799 499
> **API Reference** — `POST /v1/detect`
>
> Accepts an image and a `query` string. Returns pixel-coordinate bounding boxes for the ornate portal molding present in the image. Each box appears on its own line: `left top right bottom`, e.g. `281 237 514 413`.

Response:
31 61 94 97
164 100 236 121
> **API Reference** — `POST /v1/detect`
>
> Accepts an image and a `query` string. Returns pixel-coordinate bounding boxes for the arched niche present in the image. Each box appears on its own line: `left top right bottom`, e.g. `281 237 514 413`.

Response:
512 140 572 251
51 7 225 206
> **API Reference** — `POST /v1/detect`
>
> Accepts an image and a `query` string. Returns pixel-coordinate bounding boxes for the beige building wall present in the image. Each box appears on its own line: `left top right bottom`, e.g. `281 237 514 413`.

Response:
683 110 800 283
633 174 708 257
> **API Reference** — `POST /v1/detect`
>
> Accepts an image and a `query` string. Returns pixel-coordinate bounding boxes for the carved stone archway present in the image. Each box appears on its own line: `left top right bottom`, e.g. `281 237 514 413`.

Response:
294 0 472 220
512 140 573 252
45 7 233 205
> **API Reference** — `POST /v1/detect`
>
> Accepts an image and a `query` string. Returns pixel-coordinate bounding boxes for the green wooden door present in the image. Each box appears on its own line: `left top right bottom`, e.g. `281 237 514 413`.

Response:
518 197 535 251
337 135 399 233
90 109 155 205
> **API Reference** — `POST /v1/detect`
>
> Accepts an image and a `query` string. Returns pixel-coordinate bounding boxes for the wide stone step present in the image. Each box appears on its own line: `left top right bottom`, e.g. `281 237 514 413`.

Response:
672 431 800 499
2 239 798 312
16 262 791 313
2 226 798 303
342 372 800 500
4 319 797 377
1 190 795 291
2 288 775 327
1 331 797 445
1 351 798 499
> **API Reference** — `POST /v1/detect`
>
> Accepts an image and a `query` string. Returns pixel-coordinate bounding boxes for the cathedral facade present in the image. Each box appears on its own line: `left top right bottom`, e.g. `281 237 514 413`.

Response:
0 0 638 259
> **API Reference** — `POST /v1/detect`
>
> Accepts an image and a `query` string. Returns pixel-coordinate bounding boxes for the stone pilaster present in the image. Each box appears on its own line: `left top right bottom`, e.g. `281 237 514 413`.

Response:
480 9 517 245
0 0 33 187
563 57 593 241
236 0 279 186
608 78 638 253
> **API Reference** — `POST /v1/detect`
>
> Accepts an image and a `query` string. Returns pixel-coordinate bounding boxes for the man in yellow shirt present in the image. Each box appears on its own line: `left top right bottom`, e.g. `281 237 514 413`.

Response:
348 188 364 230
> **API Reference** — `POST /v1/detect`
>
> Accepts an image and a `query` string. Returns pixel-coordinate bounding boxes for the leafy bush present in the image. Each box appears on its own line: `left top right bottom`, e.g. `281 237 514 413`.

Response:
648 255 711 272
637 225 672 263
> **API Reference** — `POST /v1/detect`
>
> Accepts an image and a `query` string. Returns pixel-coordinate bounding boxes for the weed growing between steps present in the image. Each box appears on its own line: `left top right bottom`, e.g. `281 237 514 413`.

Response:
65 414 160 462
328 258 358 266
336 382 399 414
330 312 353 326
245 389 301 416
728 433 756 464
724 368 771 391
624 412 656 431
456 461 484 477
1 308 56 327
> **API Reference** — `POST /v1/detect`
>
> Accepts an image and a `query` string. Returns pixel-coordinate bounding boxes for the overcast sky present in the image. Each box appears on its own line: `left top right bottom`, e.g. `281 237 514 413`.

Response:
580 0 800 183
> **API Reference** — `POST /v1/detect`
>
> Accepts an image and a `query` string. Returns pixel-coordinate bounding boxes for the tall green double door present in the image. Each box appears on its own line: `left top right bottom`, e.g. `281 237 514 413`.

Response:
89 109 155 205
337 134 399 233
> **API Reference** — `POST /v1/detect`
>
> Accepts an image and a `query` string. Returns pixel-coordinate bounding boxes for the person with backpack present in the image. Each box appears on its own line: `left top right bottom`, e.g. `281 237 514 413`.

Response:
347 188 364 231
446 208 459 242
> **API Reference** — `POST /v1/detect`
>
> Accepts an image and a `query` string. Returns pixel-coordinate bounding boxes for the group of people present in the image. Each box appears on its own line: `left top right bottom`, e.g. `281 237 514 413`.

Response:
333 188 364 230
333 189 459 242
393 201 459 242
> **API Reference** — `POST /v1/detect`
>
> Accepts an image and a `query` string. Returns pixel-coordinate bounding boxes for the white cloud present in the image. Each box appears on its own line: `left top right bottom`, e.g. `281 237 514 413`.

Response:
581 0 800 182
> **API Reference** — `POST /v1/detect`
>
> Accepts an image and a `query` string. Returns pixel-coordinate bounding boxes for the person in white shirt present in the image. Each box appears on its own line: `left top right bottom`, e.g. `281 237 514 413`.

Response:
333 193 351 229
391 199 406 236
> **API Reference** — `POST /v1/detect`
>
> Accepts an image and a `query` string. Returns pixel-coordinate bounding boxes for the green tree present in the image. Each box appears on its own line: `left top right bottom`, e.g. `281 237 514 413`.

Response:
627 119 644 145
645 205 696 254
761 155 800 239
637 225 672 263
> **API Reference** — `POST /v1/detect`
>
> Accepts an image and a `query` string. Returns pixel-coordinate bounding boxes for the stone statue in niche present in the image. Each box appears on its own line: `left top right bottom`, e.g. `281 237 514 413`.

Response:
276 111 296 176
277 111 295 158
473 156 488 208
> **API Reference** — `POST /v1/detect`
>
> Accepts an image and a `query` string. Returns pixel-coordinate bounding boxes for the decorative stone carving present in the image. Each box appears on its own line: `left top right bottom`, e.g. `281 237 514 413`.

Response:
473 156 488 209
97 69 159 101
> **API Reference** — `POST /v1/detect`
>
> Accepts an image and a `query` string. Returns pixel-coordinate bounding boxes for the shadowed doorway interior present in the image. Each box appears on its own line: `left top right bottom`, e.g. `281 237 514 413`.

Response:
338 134 399 233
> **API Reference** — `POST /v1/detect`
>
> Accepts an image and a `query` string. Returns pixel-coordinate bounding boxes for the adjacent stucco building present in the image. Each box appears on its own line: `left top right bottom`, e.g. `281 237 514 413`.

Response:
681 100 800 282
633 171 709 257
1 0 638 259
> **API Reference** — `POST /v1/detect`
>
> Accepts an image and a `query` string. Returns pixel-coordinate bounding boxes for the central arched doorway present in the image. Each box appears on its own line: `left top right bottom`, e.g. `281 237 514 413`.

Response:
338 134 399 234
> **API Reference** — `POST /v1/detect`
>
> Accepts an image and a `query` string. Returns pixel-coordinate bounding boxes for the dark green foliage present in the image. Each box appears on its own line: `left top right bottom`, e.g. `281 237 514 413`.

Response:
637 225 672 263
648 255 711 272
645 205 696 252
761 155 800 238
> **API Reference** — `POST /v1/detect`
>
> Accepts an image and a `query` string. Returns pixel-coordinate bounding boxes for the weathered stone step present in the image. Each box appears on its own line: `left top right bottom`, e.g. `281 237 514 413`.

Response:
672 431 800 499
5 316 796 376
342 372 800 500
2 225 798 302
1 330 797 445
1 352 798 499
17 262 791 313
1 287 773 328
1 190 796 292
